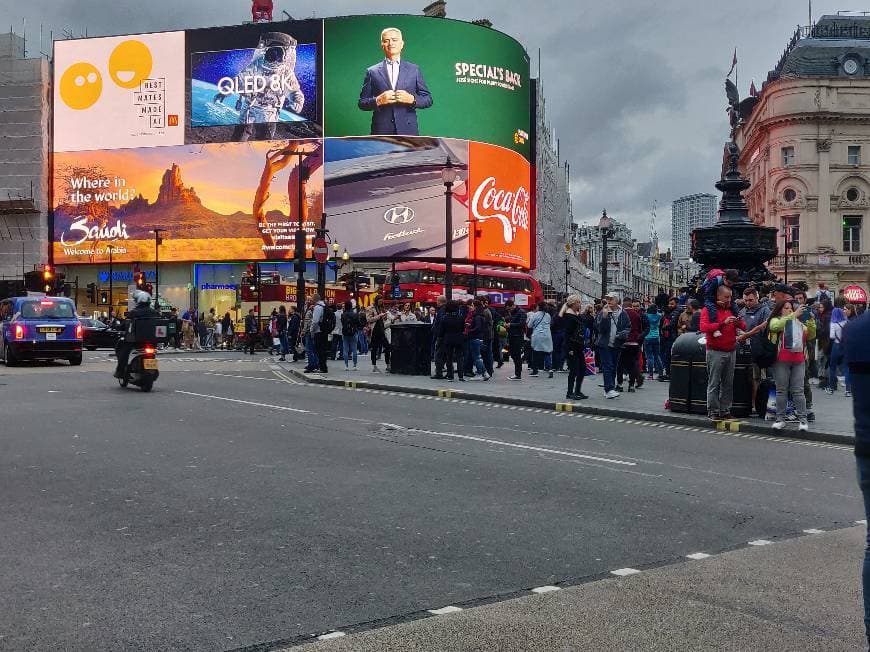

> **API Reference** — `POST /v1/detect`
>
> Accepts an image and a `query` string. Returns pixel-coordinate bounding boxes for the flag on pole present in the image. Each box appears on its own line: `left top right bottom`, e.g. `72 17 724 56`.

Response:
749 79 758 97
727 48 737 78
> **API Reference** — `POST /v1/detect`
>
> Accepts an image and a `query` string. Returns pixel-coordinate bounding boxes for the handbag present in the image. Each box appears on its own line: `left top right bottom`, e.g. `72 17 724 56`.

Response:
295 341 305 355
272 337 281 346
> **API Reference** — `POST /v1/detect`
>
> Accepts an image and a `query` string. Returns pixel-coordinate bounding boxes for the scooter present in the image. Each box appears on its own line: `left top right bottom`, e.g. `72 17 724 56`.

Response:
119 343 159 392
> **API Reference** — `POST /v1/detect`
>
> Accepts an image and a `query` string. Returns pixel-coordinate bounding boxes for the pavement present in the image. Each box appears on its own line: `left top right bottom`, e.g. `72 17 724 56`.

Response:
277 356 856 445
0 350 864 651
296 526 866 652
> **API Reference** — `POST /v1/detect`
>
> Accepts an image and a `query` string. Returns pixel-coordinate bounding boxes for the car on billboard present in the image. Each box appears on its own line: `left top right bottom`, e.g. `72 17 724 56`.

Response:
324 137 469 259
0 297 83 366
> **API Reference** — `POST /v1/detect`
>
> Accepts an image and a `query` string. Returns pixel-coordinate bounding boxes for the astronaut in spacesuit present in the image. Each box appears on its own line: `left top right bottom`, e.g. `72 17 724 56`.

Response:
232 32 304 142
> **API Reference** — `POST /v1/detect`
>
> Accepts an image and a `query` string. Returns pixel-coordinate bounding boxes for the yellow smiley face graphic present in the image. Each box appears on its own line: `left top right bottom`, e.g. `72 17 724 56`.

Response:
108 40 152 89
59 62 103 110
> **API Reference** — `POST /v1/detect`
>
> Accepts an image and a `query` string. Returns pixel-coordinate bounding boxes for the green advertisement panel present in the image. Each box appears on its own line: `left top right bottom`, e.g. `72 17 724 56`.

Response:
324 15 531 160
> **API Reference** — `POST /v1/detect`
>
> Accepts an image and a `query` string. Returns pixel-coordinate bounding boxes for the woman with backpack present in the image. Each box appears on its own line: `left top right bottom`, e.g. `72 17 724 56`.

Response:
768 300 814 431
827 306 852 396
340 300 359 371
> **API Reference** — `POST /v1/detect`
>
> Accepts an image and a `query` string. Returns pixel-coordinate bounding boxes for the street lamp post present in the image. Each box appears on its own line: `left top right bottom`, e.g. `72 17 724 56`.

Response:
152 228 163 309
564 256 570 295
106 245 114 315
332 241 340 283
781 226 791 285
289 151 310 315
441 158 457 300
597 209 614 298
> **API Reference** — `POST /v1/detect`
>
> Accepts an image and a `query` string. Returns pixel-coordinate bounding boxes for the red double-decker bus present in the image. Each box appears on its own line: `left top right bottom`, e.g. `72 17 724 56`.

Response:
383 262 542 308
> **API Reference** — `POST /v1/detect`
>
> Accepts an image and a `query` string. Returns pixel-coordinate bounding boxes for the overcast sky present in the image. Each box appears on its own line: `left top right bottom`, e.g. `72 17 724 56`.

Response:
2 0 849 247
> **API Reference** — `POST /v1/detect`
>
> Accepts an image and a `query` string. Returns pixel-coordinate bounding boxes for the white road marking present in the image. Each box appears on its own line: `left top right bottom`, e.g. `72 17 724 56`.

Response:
686 552 710 560
174 391 309 413
610 568 641 576
317 632 345 640
428 606 463 615
857 520 868 525
531 585 561 594
203 372 280 382
803 528 825 534
379 423 636 467
748 539 773 546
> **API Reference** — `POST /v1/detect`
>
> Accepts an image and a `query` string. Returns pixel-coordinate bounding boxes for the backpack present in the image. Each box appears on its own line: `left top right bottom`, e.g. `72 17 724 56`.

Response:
320 305 336 334
752 326 778 369
341 311 356 336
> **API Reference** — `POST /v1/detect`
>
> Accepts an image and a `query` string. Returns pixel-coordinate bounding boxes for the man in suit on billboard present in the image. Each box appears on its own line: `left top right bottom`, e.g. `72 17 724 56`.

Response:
358 27 433 135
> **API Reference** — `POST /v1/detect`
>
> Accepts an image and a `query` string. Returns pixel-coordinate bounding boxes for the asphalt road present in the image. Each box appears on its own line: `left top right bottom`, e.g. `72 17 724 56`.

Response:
0 352 863 651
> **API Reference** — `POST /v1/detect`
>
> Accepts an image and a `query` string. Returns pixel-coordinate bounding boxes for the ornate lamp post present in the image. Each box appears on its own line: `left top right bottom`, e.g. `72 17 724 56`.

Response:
441 158 457 300
597 209 614 298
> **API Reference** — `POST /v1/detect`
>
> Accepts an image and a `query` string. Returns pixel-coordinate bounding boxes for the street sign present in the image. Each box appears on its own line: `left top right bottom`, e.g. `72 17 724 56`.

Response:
313 238 329 264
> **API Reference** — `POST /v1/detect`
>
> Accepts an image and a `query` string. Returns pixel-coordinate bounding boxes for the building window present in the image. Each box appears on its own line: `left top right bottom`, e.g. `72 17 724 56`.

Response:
781 146 795 167
783 188 796 202
847 187 861 202
843 216 862 252
849 145 862 166
782 215 800 252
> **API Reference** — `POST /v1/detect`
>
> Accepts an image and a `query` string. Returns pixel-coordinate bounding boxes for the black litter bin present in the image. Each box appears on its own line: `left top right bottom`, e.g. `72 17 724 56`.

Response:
389 323 432 375
730 345 753 418
668 333 708 415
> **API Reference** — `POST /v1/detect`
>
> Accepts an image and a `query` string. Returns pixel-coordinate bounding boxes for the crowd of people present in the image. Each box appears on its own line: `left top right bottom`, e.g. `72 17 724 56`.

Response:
147 276 864 426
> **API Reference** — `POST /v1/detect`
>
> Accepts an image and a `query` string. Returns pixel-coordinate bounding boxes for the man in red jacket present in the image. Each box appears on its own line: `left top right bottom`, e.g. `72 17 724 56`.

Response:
700 285 746 420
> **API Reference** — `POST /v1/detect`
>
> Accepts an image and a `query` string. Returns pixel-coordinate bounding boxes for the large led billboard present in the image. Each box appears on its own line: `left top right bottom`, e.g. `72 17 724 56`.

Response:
323 15 531 161
51 15 533 268
53 32 186 152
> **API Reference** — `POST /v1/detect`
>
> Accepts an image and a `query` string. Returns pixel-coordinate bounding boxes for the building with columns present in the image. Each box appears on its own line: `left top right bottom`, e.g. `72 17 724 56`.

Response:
737 14 870 302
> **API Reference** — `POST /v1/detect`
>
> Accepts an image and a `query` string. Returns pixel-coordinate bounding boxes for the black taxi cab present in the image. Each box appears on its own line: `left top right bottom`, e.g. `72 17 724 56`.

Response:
0 296 83 366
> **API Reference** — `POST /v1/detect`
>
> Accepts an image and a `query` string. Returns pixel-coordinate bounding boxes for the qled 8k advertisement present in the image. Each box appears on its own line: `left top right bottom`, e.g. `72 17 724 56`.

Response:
185 21 323 144
324 15 531 160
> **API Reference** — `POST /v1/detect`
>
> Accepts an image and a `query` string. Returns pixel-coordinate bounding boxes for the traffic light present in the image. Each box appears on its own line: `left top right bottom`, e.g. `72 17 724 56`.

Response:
53 271 66 296
99 290 109 305
86 283 97 303
42 265 54 293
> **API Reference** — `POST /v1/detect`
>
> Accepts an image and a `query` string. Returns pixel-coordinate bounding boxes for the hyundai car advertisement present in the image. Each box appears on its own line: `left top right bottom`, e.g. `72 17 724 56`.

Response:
52 15 532 268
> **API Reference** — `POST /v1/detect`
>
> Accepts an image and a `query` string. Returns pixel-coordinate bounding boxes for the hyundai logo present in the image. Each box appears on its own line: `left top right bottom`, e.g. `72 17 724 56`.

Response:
384 206 415 225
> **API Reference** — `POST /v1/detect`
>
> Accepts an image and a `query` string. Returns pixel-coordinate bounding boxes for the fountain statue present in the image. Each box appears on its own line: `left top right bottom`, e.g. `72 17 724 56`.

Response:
690 79 778 287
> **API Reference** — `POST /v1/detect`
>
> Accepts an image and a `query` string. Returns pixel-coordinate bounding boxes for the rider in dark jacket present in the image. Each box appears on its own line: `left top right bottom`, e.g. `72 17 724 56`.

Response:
113 291 160 378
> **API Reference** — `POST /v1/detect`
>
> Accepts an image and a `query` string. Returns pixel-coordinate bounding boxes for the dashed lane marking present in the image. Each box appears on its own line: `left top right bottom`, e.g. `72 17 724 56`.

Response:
174 391 308 413
748 539 774 546
378 424 637 467
803 528 825 534
858 520 868 525
317 632 345 641
428 606 463 615
686 552 711 560
610 568 641 576
531 585 561 594
203 372 282 382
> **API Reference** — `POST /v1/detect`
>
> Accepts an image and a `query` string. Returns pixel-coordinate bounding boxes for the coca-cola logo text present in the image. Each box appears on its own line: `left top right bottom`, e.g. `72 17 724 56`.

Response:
471 176 530 244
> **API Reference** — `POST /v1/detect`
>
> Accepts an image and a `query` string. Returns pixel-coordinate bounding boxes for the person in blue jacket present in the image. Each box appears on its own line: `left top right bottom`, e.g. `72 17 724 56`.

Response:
847 272 870 646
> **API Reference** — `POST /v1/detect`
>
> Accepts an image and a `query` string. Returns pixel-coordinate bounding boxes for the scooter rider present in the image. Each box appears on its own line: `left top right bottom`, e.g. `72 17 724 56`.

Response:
114 291 161 379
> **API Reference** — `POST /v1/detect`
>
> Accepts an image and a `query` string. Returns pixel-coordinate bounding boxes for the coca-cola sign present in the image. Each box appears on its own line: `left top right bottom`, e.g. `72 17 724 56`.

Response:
471 176 530 244
467 142 532 268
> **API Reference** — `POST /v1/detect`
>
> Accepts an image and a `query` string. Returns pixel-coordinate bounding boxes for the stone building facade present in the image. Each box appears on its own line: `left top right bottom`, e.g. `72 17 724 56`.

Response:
0 32 49 280
737 15 870 300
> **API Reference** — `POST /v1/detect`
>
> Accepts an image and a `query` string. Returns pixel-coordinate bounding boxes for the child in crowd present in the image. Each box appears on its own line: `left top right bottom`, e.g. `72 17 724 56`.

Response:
702 268 739 335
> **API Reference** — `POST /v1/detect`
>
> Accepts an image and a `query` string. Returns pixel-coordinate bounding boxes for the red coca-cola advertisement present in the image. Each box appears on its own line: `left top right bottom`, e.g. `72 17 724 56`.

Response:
467 141 532 269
